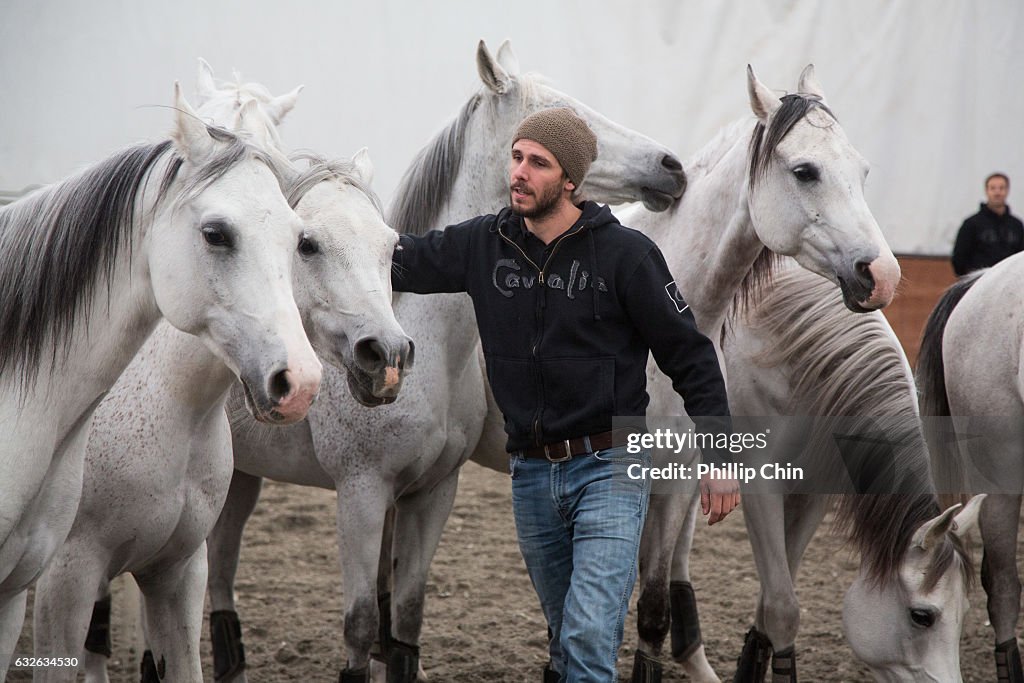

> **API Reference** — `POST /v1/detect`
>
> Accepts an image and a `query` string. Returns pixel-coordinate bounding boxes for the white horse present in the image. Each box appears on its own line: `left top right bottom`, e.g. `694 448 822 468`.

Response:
31 63 411 683
0 85 322 678
618 68 983 682
203 40 687 683
917 258 1024 683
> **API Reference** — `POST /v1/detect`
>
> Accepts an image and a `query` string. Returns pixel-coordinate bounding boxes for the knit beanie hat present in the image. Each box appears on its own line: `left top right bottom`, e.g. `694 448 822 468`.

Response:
512 107 598 188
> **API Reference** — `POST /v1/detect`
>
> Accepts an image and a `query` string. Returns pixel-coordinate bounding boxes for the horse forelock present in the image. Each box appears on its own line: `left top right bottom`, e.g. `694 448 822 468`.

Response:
285 152 384 217
0 126 280 389
747 93 836 190
741 267 974 587
388 92 482 236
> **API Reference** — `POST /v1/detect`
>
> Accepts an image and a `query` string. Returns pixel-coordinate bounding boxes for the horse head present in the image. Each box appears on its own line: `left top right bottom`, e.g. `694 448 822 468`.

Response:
194 61 413 407
150 84 321 423
745 65 900 311
842 494 984 681
471 39 687 212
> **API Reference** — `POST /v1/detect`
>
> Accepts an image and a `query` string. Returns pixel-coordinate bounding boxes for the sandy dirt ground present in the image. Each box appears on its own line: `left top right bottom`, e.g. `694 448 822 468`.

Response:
10 461 1014 682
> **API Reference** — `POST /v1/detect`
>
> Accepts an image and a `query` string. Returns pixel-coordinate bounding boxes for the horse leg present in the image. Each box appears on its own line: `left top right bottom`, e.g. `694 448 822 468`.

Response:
766 494 828 683
667 490 719 681
389 472 461 683
369 506 396 683
0 589 28 681
82 590 114 683
206 469 263 683
734 493 790 683
32 541 108 683
635 488 717 683
135 546 208 682
337 479 389 683
981 493 1024 683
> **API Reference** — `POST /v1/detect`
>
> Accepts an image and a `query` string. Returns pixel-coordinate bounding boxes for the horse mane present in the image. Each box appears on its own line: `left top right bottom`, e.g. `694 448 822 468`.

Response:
387 92 482 236
732 94 837 312
285 152 384 216
0 127 281 388
741 265 973 591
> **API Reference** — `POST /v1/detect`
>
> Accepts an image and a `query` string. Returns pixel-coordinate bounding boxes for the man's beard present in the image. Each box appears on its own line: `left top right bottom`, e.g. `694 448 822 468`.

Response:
511 179 563 221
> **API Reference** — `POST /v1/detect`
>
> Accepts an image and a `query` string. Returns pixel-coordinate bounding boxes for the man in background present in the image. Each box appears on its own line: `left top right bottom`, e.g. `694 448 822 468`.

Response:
952 173 1024 276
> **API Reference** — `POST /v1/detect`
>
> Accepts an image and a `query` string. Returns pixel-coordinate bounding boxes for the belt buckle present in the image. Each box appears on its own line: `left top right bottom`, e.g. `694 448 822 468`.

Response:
545 439 573 463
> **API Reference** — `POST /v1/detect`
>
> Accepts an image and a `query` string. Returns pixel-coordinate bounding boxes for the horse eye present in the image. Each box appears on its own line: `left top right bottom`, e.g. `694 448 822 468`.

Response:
792 165 820 183
298 236 320 257
909 608 936 628
201 222 232 248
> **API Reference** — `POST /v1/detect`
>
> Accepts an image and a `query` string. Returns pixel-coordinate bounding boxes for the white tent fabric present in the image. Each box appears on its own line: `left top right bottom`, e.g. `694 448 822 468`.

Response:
1 0 1021 254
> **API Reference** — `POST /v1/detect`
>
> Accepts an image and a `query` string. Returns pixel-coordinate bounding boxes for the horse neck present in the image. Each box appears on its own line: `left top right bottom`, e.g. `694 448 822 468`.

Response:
644 122 764 336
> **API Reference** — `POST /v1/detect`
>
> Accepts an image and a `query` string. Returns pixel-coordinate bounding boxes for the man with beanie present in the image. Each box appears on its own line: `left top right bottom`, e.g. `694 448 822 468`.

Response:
392 107 738 682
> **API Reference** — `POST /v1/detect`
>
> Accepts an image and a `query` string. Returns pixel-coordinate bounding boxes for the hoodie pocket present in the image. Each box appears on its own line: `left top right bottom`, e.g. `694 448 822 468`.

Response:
485 354 536 437
540 356 616 432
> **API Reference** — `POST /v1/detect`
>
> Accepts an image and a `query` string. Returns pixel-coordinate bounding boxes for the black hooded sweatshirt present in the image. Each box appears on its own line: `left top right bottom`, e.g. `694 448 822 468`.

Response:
952 203 1024 276
392 201 731 458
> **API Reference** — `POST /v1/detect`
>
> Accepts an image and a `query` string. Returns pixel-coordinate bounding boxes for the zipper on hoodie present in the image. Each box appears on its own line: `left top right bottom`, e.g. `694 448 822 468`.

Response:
499 221 588 446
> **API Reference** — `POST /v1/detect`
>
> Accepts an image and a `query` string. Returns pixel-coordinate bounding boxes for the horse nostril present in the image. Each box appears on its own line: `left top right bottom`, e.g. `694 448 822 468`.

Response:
661 154 683 172
354 338 387 372
403 340 416 370
268 369 291 403
855 260 874 283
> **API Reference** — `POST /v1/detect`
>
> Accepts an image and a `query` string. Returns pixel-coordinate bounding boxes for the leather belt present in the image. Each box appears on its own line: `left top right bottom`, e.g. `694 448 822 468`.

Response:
518 429 634 463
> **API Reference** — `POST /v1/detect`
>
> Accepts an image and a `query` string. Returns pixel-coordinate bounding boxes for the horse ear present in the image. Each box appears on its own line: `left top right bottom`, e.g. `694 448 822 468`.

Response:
172 81 215 162
912 502 962 552
495 39 521 76
196 58 218 104
797 64 828 104
950 494 986 540
477 39 511 95
266 85 304 125
747 65 782 122
351 147 375 186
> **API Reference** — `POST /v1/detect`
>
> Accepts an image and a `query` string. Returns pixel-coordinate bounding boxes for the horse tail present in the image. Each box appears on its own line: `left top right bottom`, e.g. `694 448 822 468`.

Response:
916 270 986 508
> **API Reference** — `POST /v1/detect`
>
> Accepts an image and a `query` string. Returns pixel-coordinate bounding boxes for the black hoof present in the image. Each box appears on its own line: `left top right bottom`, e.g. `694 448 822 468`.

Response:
386 639 420 683
211 610 246 682
339 666 369 683
631 650 663 683
733 626 772 683
669 580 703 661
85 596 113 657
996 639 1024 683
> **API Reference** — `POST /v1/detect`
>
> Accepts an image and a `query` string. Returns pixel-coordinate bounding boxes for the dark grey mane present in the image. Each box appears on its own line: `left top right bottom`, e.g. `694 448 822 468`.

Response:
285 152 383 216
735 94 837 312
743 267 972 590
0 126 280 388
387 93 482 236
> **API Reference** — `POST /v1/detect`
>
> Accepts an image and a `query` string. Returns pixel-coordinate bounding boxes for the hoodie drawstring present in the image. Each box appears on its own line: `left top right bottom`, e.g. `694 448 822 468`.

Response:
588 230 601 321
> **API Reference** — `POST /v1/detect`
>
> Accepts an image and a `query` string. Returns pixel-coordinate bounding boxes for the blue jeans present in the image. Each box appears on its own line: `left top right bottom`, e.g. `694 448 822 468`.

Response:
510 445 651 683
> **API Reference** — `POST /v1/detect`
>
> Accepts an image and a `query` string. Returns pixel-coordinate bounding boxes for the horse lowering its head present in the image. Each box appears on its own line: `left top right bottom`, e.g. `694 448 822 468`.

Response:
193 61 413 406
744 266 982 680
390 39 687 238
744 66 900 312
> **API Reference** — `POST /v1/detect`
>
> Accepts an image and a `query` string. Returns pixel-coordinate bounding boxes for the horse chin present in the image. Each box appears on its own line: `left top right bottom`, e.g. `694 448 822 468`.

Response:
836 276 879 314
345 369 398 408
640 189 678 212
